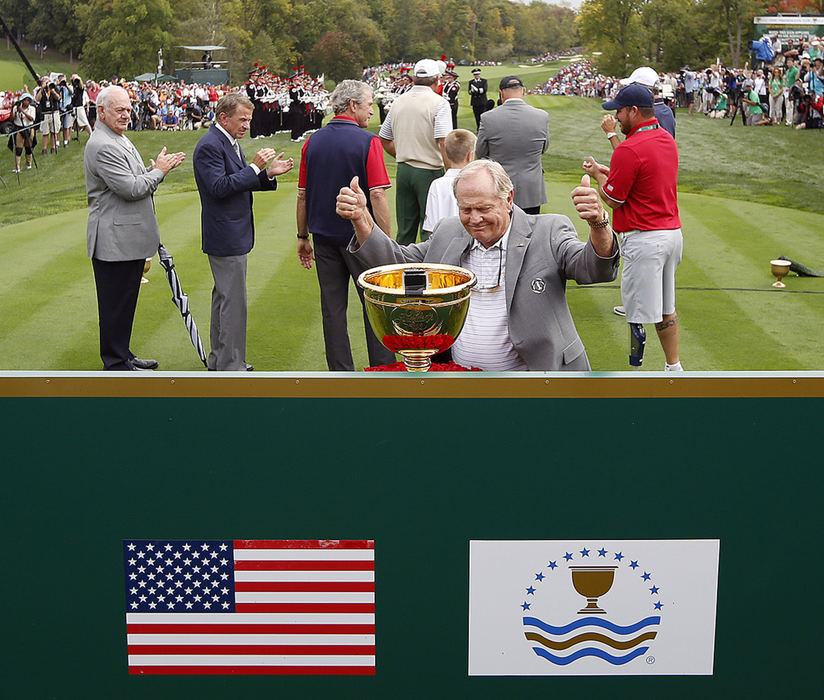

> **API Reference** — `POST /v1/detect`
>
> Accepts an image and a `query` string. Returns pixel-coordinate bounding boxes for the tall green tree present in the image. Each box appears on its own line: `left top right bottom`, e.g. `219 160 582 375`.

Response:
577 0 646 75
78 0 173 79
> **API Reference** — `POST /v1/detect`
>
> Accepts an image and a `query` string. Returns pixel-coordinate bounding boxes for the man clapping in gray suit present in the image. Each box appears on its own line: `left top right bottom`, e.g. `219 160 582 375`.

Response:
475 76 548 215
84 85 185 370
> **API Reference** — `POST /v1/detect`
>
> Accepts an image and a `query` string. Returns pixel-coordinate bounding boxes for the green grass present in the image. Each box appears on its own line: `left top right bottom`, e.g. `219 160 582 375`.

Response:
0 43 81 91
1 59 822 372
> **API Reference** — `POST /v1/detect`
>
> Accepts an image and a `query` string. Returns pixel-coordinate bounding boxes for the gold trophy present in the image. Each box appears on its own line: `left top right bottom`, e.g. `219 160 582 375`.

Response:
570 566 618 615
357 263 476 372
770 259 792 288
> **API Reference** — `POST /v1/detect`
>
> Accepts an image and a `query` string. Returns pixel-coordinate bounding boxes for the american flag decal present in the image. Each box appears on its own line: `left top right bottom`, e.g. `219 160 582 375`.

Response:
123 539 375 675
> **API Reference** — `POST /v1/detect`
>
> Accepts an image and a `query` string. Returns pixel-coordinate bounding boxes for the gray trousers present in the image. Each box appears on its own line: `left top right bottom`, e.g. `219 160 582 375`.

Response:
314 240 396 370
208 254 247 371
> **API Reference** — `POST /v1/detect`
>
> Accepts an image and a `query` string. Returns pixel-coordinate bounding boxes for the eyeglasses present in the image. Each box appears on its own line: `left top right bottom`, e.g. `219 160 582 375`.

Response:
473 245 503 293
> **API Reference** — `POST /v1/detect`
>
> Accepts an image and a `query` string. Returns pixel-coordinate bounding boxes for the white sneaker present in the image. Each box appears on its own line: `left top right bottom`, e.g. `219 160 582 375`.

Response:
11 168 21 173
665 362 684 371
613 305 626 316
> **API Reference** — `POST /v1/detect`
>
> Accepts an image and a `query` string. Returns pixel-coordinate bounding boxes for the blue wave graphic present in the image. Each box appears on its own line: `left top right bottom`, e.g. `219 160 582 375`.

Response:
523 615 660 636
532 646 649 665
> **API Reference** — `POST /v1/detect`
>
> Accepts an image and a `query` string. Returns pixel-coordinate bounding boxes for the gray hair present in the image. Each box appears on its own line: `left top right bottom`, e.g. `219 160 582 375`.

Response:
215 92 253 119
96 85 129 109
453 159 513 204
330 80 371 115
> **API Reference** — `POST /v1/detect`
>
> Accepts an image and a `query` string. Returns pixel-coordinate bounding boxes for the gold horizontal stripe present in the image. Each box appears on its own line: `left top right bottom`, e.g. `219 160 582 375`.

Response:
1 374 823 398
525 630 657 651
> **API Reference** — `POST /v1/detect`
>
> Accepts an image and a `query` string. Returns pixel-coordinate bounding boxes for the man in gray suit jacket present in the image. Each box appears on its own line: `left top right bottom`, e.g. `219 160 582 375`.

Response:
84 85 185 370
475 76 548 215
336 160 618 371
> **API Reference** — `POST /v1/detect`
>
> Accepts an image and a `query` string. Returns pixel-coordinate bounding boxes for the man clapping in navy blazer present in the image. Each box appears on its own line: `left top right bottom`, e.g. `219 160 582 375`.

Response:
193 93 293 371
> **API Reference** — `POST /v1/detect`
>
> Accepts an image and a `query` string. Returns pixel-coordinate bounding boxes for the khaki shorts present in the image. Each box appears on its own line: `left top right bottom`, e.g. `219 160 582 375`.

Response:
73 106 89 128
39 112 60 134
620 228 683 324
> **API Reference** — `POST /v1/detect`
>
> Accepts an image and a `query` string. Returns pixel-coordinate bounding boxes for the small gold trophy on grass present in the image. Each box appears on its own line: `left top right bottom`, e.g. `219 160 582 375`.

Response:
358 263 476 372
770 259 792 288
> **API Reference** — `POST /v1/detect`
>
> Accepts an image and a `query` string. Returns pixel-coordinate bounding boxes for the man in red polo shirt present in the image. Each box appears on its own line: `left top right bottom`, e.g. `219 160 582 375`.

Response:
584 83 683 371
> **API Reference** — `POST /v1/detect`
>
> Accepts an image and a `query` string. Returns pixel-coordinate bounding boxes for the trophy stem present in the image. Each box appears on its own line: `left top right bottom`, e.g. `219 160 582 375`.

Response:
772 280 786 288
579 597 606 615
400 351 433 372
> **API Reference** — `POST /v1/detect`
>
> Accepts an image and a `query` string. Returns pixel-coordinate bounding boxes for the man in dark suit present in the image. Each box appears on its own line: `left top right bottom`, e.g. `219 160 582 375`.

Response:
193 93 294 371
468 68 488 129
84 85 185 370
476 75 549 215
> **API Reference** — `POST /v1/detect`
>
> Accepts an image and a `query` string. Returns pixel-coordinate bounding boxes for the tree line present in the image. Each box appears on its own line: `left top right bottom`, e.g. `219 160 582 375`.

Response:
0 0 809 84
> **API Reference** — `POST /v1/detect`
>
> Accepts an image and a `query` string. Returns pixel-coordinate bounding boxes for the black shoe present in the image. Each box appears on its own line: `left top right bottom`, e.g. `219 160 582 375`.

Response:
245 363 254 371
132 357 159 370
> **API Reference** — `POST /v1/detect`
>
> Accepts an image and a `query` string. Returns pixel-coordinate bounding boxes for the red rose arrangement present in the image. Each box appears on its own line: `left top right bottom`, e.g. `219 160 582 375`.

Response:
364 361 481 372
381 334 454 353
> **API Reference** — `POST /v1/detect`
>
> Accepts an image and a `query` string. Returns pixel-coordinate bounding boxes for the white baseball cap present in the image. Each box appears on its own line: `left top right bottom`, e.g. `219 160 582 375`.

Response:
619 66 659 88
413 59 441 78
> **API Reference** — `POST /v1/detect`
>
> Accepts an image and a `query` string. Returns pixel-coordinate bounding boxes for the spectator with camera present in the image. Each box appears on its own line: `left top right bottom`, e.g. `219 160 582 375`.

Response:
10 94 36 172
70 75 92 137
34 77 60 154
55 74 73 147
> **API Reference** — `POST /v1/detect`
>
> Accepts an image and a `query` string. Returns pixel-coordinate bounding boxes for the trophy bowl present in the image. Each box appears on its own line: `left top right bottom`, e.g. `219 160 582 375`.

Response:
569 566 618 615
357 263 476 372
770 259 792 288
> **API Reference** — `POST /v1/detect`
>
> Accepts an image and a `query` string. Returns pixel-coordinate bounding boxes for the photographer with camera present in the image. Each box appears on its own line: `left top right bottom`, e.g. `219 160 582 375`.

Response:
56 74 73 148
34 77 60 154
10 93 36 172
70 75 92 137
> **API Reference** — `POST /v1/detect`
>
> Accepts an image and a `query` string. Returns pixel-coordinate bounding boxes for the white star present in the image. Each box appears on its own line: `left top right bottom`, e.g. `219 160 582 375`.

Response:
175 580 183 589
174 566 182 574
193 566 201 573
173 551 182 559
146 558 155 567
211 566 218 573
139 595 147 602
211 580 219 588
219 543 228 551
203 601 211 609
221 601 230 609
212 594 219 601
164 543 173 551
184 572 192 581
147 572 156 581
219 558 228 567
192 552 200 560
185 601 193 609
185 587 193 595
201 543 210 551
193 580 201 588
128 573 137 580
146 543 155 551
148 587 156 595
167 601 175 609
176 595 183 602
137 566 146 574
127 558 136 566
194 594 202 602
166 587 175 596
137 580 146 588
202 571 211 580
130 602 139 609
165 558 173 567
127 543 136 551
182 543 191 551
148 602 156 609
137 551 145 559
183 558 192 566
221 587 229 595
155 566 164 574
210 551 218 559
130 587 138 595
157 594 165 602
220 572 229 580
166 573 174 580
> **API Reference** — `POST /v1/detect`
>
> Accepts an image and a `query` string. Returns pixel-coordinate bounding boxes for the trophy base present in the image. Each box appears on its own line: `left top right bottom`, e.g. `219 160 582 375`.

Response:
577 606 606 615
399 350 438 372
771 281 786 288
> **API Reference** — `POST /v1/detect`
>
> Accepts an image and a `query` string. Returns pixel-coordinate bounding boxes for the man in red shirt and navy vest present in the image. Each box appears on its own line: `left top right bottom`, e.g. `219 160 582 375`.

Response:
296 80 396 370
585 84 684 371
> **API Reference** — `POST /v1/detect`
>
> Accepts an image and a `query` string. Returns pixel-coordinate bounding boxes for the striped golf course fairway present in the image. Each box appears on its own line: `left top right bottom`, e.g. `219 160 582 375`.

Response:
1 179 822 372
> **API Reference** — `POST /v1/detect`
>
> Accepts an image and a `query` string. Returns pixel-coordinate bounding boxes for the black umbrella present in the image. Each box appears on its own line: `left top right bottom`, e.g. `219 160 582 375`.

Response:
157 243 208 367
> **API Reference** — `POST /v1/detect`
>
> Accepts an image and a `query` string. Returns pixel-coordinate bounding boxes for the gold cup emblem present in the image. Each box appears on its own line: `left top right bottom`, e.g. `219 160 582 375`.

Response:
569 566 618 615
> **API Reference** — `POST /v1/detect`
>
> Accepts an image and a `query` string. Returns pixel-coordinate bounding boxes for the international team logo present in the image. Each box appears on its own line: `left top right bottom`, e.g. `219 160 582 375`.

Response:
521 545 663 666
469 539 720 676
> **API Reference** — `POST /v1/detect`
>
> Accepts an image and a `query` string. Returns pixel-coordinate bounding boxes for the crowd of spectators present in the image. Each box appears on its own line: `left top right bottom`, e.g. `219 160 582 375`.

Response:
528 48 582 64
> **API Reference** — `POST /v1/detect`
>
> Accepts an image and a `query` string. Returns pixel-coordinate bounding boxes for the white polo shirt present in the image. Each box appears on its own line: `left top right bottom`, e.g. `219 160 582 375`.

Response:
452 228 528 372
